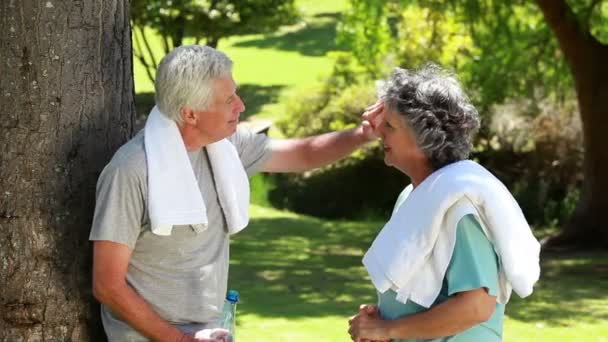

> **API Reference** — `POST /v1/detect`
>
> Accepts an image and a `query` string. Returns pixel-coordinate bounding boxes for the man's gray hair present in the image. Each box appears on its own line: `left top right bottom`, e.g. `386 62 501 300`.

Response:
155 45 233 123
379 64 480 170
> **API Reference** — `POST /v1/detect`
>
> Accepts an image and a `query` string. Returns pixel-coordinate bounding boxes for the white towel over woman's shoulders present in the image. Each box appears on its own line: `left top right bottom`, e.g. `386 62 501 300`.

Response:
143 106 249 236
362 160 541 307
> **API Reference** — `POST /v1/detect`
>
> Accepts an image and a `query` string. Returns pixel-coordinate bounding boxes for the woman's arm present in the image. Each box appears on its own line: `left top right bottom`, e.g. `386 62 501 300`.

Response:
348 288 496 341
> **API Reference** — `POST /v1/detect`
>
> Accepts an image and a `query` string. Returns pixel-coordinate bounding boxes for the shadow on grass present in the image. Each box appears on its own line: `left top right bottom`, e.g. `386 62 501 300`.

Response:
506 250 608 326
233 13 346 56
230 214 608 325
229 215 382 318
134 84 284 125
238 84 285 120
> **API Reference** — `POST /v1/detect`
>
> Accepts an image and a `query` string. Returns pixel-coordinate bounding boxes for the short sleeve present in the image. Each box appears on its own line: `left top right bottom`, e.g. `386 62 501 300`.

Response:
228 126 272 176
89 157 145 249
445 214 500 297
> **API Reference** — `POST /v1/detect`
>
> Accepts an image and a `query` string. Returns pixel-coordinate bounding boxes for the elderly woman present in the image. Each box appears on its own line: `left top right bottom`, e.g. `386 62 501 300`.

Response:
348 65 540 342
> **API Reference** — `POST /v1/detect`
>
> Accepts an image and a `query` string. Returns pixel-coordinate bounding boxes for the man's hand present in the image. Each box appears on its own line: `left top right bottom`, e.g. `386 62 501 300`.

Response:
180 328 231 342
348 304 390 342
360 101 384 141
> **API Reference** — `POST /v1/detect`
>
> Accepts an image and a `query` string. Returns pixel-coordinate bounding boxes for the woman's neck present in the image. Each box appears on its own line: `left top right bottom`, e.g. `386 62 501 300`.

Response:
408 161 434 188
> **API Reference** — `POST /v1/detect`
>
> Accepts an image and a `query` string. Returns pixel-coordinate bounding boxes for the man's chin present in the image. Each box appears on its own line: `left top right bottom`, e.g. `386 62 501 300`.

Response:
225 125 238 137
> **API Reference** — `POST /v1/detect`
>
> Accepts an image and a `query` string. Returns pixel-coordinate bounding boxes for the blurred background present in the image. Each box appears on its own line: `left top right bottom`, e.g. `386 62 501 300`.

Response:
130 1 608 340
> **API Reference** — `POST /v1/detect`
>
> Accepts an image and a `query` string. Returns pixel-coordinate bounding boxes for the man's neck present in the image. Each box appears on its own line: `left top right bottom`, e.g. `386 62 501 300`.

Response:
179 125 212 151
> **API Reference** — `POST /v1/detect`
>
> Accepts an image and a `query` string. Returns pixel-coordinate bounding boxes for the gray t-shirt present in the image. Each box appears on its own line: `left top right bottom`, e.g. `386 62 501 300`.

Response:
90 127 271 341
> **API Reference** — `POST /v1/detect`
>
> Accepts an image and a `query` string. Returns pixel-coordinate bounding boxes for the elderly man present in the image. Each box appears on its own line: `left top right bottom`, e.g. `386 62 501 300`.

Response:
90 45 379 342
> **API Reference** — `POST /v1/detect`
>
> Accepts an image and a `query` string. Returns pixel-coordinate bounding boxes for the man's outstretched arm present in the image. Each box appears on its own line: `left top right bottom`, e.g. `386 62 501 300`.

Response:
261 103 383 173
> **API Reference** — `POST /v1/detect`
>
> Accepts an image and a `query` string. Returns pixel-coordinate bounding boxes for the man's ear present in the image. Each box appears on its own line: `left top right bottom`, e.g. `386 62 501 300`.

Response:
180 107 197 124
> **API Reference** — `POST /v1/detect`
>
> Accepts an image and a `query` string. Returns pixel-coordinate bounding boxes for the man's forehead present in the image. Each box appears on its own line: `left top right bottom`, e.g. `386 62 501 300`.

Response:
212 75 237 94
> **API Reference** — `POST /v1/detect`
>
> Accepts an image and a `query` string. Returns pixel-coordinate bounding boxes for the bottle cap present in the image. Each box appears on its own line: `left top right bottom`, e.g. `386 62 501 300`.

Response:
226 290 239 303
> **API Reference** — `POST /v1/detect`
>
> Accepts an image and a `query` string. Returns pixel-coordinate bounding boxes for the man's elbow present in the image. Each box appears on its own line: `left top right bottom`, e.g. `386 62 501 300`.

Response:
92 278 125 304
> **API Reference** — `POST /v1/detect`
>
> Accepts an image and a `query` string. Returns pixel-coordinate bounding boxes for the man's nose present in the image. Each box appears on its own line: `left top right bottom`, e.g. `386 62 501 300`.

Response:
236 95 245 113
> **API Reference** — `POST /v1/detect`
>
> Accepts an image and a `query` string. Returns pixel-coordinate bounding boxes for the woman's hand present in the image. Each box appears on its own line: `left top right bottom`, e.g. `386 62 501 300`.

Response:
360 101 384 141
348 304 390 342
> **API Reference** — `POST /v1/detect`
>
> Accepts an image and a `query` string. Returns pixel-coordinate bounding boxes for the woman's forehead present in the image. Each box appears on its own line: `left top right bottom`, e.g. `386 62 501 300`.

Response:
384 108 404 123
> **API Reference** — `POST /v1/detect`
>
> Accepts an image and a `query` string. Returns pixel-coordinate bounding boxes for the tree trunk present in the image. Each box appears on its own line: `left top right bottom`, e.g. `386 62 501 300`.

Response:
557 44 608 248
207 37 219 48
0 0 135 340
536 0 608 248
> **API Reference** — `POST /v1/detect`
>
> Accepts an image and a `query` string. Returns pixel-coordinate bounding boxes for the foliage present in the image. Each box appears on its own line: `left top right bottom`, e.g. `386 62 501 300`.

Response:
268 54 408 218
273 66 584 226
278 53 372 138
475 98 584 227
337 0 393 75
272 16 584 225
269 150 407 219
336 0 608 110
131 0 298 82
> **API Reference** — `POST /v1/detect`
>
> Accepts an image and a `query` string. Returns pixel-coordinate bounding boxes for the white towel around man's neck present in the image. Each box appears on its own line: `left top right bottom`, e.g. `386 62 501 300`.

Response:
362 160 541 307
143 106 250 236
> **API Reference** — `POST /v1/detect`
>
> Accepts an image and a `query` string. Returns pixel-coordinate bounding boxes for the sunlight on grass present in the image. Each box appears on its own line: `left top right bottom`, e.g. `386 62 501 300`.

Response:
133 0 350 125
229 204 608 342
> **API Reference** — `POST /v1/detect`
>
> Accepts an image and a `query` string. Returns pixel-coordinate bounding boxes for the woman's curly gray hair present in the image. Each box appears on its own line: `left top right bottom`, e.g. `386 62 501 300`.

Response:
379 64 480 170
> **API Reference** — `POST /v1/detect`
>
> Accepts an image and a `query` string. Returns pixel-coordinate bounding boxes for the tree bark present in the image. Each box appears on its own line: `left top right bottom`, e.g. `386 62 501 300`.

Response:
536 0 608 248
0 0 135 340
207 37 219 49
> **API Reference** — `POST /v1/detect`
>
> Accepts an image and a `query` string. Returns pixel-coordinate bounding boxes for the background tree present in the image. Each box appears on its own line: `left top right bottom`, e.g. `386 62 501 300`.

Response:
0 0 135 339
339 0 608 248
131 0 298 83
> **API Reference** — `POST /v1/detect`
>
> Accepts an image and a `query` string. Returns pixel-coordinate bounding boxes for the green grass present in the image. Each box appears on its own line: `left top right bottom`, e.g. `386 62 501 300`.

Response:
229 204 608 342
133 0 349 126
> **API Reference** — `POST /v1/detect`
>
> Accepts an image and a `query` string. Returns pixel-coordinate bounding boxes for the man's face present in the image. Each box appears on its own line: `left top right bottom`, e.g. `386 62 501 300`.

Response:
193 75 245 142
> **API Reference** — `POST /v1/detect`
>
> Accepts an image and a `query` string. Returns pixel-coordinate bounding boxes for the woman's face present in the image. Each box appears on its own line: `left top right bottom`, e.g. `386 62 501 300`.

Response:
378 109 427 175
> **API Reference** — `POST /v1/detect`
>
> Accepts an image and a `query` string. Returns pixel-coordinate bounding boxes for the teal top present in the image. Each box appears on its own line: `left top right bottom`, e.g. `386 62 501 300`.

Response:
377 214 505 342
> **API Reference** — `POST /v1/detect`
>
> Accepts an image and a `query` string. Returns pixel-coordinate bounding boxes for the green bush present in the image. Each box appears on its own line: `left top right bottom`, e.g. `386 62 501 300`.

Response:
269 149 407 219
269 54 409 219
270 51 582 227
475 98 583 227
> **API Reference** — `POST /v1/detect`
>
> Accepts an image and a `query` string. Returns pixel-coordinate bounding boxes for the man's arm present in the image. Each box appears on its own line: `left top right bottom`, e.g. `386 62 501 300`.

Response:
260 125 371 173
92 241 184 342
260 102 384 173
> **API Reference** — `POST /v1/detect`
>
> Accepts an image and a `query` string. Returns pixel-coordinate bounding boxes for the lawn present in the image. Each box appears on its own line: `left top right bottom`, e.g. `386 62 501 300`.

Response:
133 0 349 125
228 204 608 342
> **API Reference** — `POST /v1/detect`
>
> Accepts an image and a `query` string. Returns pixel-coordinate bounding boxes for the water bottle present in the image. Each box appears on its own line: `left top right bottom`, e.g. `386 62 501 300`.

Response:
220 290 239 342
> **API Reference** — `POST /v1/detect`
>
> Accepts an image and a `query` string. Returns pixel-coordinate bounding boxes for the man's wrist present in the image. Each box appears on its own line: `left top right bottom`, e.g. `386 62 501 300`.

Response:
166 327 186 342
354 125 374 143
